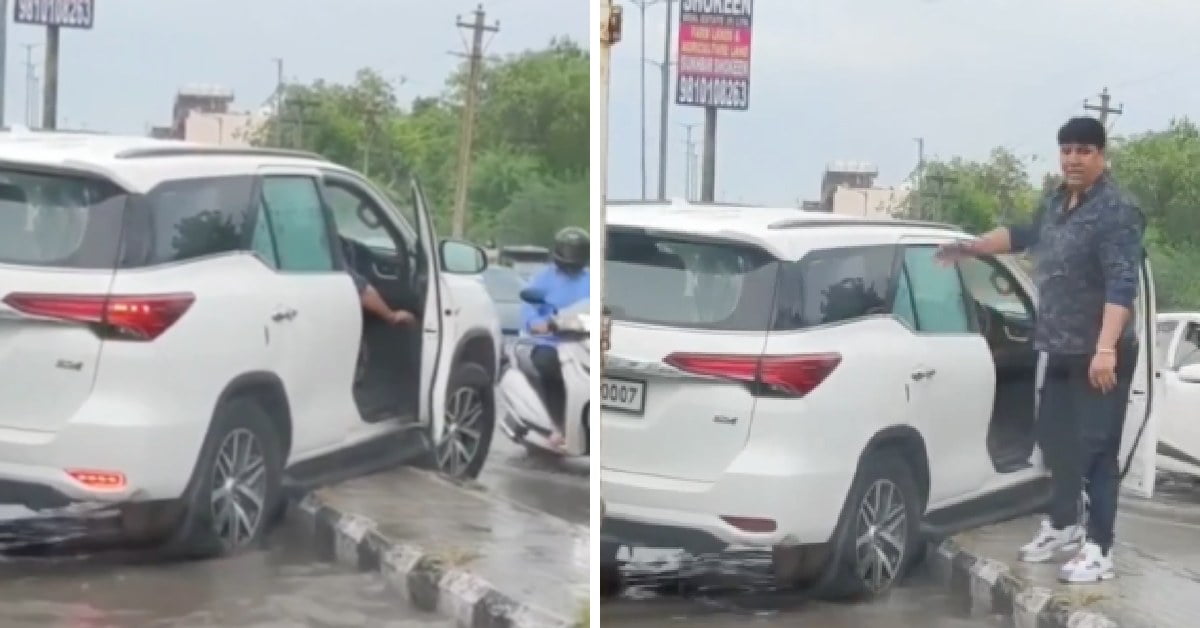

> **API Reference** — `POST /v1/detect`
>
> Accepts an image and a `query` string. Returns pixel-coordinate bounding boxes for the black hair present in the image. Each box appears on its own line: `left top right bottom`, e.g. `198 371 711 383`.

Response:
1057 117 1106 150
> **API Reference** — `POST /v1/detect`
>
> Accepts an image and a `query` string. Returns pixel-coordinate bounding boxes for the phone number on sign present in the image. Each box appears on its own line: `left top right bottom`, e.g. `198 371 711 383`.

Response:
678 75 749 110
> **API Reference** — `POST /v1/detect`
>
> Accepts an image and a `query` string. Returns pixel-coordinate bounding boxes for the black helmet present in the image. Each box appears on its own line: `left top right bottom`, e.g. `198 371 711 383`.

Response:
552 226 589 267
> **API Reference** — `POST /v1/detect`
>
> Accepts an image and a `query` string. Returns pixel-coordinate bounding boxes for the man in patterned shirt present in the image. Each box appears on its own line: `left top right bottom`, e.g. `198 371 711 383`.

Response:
937 116 1145 583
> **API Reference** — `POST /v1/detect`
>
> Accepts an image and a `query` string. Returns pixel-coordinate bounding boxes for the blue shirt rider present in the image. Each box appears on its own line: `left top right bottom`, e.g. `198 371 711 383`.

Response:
520 227 589 443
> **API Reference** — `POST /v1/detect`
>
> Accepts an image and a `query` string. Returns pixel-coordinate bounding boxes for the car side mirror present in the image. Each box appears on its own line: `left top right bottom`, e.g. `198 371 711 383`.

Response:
439 239 487 275
1178 364 1200 384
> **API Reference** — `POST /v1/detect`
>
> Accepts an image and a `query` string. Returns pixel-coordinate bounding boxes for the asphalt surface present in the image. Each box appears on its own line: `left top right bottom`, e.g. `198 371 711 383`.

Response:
0 424 588 627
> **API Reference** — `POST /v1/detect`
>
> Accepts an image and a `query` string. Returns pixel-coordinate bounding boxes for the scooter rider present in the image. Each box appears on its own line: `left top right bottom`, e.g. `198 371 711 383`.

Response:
522 227 590 444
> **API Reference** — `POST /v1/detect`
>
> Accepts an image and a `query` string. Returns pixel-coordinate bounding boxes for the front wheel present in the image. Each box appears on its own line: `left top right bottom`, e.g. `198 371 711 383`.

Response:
432 362 495 479
823 451 922 599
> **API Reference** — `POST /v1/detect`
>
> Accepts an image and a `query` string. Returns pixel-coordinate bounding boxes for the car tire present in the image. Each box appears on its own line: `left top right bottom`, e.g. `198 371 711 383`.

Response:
822 450 922 599
165 396 285 559
430 362 495 480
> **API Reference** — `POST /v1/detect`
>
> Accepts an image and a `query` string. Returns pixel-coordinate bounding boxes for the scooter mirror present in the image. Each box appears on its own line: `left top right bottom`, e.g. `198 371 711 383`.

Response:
519 288 547 305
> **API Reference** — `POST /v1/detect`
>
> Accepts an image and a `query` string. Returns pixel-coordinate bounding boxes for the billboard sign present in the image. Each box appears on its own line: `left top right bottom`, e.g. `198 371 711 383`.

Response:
675 0 753 111
14 0 95 29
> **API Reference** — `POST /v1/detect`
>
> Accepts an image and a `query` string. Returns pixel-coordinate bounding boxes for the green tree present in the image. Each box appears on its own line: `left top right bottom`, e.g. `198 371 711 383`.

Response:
901 147 1038 232
252 39 588 246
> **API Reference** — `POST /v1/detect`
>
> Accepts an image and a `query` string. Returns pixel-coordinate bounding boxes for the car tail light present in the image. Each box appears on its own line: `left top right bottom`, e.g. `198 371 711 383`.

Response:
2 293 195 341
664 352 842 397
66 469 127 491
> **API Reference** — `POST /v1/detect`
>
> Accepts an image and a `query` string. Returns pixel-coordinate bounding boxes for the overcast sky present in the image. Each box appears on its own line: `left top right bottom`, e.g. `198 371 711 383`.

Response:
606 0 1200 205
1 0 587 134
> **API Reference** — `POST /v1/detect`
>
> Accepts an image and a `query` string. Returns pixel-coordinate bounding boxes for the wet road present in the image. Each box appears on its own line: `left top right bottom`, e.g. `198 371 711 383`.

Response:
0 424 587 627
604 561 1003 628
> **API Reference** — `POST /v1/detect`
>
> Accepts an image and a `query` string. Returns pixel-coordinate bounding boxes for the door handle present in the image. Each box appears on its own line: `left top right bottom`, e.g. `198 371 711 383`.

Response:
911 368 936 381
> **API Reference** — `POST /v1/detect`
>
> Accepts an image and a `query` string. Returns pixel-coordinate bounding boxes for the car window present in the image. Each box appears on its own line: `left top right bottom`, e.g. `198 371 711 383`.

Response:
0 169 127 269
1156 320 1178 369
605 229 777 330
902 245 972 334
1176 323 1200 370
134 175 257 266
324 176 416 251
260 176 335 272
482 267 524 302
773 244 896 330
958 257 1032 322
249 203 279 269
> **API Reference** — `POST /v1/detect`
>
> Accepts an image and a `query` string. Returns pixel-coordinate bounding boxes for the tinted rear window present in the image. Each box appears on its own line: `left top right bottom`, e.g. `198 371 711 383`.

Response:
772 244 898 330
605 229 777 330
116 175 258 267
0 169 128 270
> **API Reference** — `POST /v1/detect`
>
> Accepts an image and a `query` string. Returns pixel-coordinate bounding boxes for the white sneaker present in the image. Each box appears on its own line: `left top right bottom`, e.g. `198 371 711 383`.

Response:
1018 519 1084 563
1058 541 1115 583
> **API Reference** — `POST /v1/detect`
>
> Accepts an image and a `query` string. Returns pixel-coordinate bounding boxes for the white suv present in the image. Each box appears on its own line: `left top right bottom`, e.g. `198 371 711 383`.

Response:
0 133 501 556
600 201 1157 597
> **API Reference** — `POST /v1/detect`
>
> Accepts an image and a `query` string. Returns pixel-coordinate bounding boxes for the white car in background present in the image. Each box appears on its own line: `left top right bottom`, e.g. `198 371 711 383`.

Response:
599 200 1157 598
1154 312 1200 477
0 133 501 557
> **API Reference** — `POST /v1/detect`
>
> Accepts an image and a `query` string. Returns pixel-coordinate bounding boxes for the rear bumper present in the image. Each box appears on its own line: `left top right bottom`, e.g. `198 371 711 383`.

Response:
0 400 208 507
600 465 854 552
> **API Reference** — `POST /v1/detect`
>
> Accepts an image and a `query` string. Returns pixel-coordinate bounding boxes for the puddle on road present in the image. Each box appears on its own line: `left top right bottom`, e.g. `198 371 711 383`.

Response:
0 516 451 628
607 548 1004 628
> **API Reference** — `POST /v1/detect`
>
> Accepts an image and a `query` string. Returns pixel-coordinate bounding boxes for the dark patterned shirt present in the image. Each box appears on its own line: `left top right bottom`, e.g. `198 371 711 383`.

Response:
1008 172 1144 355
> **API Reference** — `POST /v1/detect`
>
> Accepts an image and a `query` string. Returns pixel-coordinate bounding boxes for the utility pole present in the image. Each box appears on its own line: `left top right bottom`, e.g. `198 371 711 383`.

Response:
271 58 285 146
23 44 41 128
632 0 651 199
450 5 499 238
912 137 925 219
0 0 7 128
655 0 675 200
680 122 699 201
1084 87 1123 126
700 105 716 201
42 25 61 129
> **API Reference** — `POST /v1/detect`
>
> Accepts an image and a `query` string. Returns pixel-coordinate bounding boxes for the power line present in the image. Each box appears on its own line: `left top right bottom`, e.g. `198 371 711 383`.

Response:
1084 87 1123 127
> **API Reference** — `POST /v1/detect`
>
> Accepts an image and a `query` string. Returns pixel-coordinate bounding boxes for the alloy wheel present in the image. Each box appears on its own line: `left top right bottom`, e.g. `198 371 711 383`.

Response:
854 478 908 592
209 427 268 548
436 385 485 477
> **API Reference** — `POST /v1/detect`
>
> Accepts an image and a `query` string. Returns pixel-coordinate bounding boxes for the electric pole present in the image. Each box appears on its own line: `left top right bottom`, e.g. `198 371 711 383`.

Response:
42 25 60 129
923 173 957 221
272 58 285 146
680 122 699 201
450 5 499 238
0 0 7 128
632 0 651 199
1084 87 1123 127
656 0 675 200
24 44 41 128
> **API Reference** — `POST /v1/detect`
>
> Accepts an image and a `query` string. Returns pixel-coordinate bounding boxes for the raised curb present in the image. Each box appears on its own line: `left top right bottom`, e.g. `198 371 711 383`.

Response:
926 538 1119 628
293 492 579 628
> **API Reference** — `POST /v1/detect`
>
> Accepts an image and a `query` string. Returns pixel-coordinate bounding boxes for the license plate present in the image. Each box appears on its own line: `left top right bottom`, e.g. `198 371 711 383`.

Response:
600 377 646 414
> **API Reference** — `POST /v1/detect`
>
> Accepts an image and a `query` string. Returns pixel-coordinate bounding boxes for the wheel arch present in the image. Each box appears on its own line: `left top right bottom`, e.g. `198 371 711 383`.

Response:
451 327 498 381
858 425 931 510
213 371 294 460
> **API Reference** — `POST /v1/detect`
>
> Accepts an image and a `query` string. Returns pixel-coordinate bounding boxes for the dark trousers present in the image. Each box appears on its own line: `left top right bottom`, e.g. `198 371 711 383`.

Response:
1037 340 1137 553
531 345 565 429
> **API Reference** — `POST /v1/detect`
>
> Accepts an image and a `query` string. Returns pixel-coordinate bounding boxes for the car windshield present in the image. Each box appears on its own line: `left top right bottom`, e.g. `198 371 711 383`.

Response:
482 266 525 302
0 169 127 269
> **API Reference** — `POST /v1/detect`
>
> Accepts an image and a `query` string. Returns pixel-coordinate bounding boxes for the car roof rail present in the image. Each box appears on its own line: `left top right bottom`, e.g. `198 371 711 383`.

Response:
767 217 960 231
114 146 327 161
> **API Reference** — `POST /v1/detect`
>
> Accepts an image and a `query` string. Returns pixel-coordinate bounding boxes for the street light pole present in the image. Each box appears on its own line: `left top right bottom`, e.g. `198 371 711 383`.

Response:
0 0 7 128
655 0 673 200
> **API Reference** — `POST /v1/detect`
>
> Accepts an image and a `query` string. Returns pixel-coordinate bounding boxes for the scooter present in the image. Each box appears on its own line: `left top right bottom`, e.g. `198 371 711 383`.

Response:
497 289 590 458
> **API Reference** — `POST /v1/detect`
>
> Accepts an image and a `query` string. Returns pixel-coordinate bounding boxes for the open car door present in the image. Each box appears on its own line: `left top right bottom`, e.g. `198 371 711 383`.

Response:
1118 255 1159 498
405 177 453 462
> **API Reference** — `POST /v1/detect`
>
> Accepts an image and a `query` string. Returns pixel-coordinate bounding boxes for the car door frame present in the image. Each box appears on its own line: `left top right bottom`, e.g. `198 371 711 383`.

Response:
896 234 998 506
254 164 363 456
1117 254 1159 497
315 170 451 442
